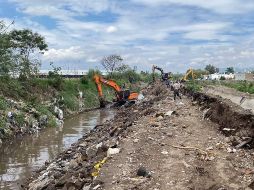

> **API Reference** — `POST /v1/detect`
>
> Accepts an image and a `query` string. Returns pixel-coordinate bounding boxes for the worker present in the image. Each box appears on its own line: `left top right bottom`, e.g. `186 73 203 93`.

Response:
172 81 182 100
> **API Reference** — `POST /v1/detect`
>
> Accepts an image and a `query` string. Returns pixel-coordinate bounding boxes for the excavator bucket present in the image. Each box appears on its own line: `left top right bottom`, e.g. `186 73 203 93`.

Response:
99 97 106 108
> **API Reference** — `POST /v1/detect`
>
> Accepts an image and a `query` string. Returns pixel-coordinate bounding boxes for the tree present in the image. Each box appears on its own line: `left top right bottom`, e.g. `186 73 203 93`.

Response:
9 29 48 79
205 64 219 74
115 64 131 72
225 67 234 74
101 54 123 75
0 21 14 77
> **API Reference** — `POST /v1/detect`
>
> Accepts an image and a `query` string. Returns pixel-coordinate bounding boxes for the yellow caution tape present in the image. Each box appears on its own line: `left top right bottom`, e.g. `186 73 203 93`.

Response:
91 157 107 177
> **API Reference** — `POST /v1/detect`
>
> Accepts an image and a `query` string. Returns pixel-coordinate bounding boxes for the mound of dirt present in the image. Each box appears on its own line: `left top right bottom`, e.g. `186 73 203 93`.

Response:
192 92 254 138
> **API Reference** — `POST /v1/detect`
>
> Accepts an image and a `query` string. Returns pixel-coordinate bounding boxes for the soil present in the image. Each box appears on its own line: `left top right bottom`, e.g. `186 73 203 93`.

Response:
25 82 254 190
203 85 254 113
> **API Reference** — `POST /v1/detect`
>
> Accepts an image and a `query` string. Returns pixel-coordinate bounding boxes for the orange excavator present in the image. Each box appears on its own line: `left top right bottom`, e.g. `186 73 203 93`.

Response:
93 74 139 108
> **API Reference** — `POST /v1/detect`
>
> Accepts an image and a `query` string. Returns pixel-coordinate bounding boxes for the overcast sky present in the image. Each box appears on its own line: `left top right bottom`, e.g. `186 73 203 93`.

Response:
1 0 254 72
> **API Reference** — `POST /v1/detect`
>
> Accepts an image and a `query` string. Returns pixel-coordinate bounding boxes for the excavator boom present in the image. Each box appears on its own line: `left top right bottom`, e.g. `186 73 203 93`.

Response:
152 65 171 82
182 68 196 81
93 74 138 107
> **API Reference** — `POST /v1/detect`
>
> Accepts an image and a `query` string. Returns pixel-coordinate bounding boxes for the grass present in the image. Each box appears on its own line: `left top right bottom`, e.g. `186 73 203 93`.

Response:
198 80 254 94
0 70 151 132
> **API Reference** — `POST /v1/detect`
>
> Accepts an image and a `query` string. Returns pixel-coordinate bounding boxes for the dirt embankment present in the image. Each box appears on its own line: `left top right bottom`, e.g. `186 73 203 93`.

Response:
203 85 254 113
25 83 254 190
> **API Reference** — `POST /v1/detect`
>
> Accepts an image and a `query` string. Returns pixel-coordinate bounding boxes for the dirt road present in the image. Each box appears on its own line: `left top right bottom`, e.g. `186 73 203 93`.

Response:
94 87 254 190
26 83 254 190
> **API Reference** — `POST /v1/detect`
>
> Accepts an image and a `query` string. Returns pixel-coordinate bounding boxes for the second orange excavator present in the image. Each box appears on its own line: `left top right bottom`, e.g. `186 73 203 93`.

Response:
93 74 139 108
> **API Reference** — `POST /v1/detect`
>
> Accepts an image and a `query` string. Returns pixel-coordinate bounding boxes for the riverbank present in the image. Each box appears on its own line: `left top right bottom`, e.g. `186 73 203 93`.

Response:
25 82 254 189
0 77 108 144
0 108 115 189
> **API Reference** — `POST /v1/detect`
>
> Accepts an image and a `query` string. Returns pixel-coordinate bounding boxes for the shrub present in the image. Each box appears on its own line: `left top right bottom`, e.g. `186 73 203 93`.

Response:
0 96 7 110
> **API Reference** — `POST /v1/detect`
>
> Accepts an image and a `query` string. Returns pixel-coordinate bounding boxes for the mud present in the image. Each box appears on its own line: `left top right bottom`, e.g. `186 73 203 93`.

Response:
24 83 254 190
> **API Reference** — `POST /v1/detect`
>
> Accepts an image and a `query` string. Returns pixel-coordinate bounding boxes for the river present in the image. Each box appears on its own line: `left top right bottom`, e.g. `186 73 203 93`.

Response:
0 109 114 190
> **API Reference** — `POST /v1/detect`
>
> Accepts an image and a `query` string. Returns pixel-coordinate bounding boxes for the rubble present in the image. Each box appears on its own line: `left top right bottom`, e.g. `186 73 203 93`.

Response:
24 83 254 190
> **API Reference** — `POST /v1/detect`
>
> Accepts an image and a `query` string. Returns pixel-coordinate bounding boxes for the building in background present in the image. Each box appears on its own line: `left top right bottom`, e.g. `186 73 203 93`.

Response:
235 73 254 81
206 73 235 80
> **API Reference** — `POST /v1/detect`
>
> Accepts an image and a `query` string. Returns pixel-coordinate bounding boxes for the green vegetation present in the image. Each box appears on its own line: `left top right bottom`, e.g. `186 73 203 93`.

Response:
194 80 254 94
185 81 202 92
214 80 254 94
0 20 153 137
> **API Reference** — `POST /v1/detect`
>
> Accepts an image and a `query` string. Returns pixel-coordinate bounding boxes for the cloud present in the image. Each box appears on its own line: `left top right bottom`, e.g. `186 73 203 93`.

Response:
3 0 254 72
131 0 254 14
106 26 117 33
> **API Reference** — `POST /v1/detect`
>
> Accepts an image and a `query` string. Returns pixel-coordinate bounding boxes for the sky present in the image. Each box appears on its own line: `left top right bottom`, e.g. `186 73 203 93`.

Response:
1 0 254 72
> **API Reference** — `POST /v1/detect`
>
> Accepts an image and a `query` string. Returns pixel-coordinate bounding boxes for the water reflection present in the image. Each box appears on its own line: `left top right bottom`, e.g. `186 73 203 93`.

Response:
0 109 114 190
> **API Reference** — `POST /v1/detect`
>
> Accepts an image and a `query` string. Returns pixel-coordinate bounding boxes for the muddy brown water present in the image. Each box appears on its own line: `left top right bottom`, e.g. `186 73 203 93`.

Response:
0 109 114 190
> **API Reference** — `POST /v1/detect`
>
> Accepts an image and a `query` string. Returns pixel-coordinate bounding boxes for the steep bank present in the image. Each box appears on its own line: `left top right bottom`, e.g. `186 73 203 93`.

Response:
25 83 254 190
0 78 110 144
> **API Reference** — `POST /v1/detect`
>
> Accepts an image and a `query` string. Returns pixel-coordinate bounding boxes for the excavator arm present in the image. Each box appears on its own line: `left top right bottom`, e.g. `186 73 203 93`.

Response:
94 74 121 96
182 69 196 81
152 65 164 75
152 65 171 82
93 74 138 107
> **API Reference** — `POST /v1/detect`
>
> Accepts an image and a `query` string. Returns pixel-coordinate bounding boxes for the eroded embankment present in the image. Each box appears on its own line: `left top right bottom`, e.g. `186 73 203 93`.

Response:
25 84 254 190
23 84 168 190
191 91 254 139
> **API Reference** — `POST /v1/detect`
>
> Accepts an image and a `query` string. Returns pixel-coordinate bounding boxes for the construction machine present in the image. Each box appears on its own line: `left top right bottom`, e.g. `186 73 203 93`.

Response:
93 74 139 108
182 68 196 81
152 65 171 82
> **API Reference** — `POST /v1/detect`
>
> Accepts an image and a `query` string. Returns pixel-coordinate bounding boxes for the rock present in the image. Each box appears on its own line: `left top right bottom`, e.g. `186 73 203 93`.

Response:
107 148 120 157
96 142 103 149
155 113 164 117
58 109 63 120
165 110 176 116
29 177 51 190
138 94 144 100
223 128 235 131
83 184 91 190
79 142 87 147
161 150 168 155
227 147 236 153
86 146 98 159
206 146 213 150
39 115 48 126
166 132 173 137
93 184 101 190
225 137 231 143
133 139 139 143
137 166 150 177
69 160 78 168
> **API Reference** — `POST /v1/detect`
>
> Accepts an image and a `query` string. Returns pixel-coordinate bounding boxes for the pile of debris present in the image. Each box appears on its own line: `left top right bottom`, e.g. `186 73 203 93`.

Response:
25 82 254 189
24 83 168 190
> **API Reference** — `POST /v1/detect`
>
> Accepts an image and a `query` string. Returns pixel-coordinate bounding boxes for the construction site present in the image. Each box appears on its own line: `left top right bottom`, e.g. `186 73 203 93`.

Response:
2 1 254 190
21 76 254 190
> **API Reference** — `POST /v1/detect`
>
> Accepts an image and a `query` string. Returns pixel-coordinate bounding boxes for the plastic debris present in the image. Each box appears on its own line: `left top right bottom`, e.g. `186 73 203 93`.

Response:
107 148 120 157
91 157 107 177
